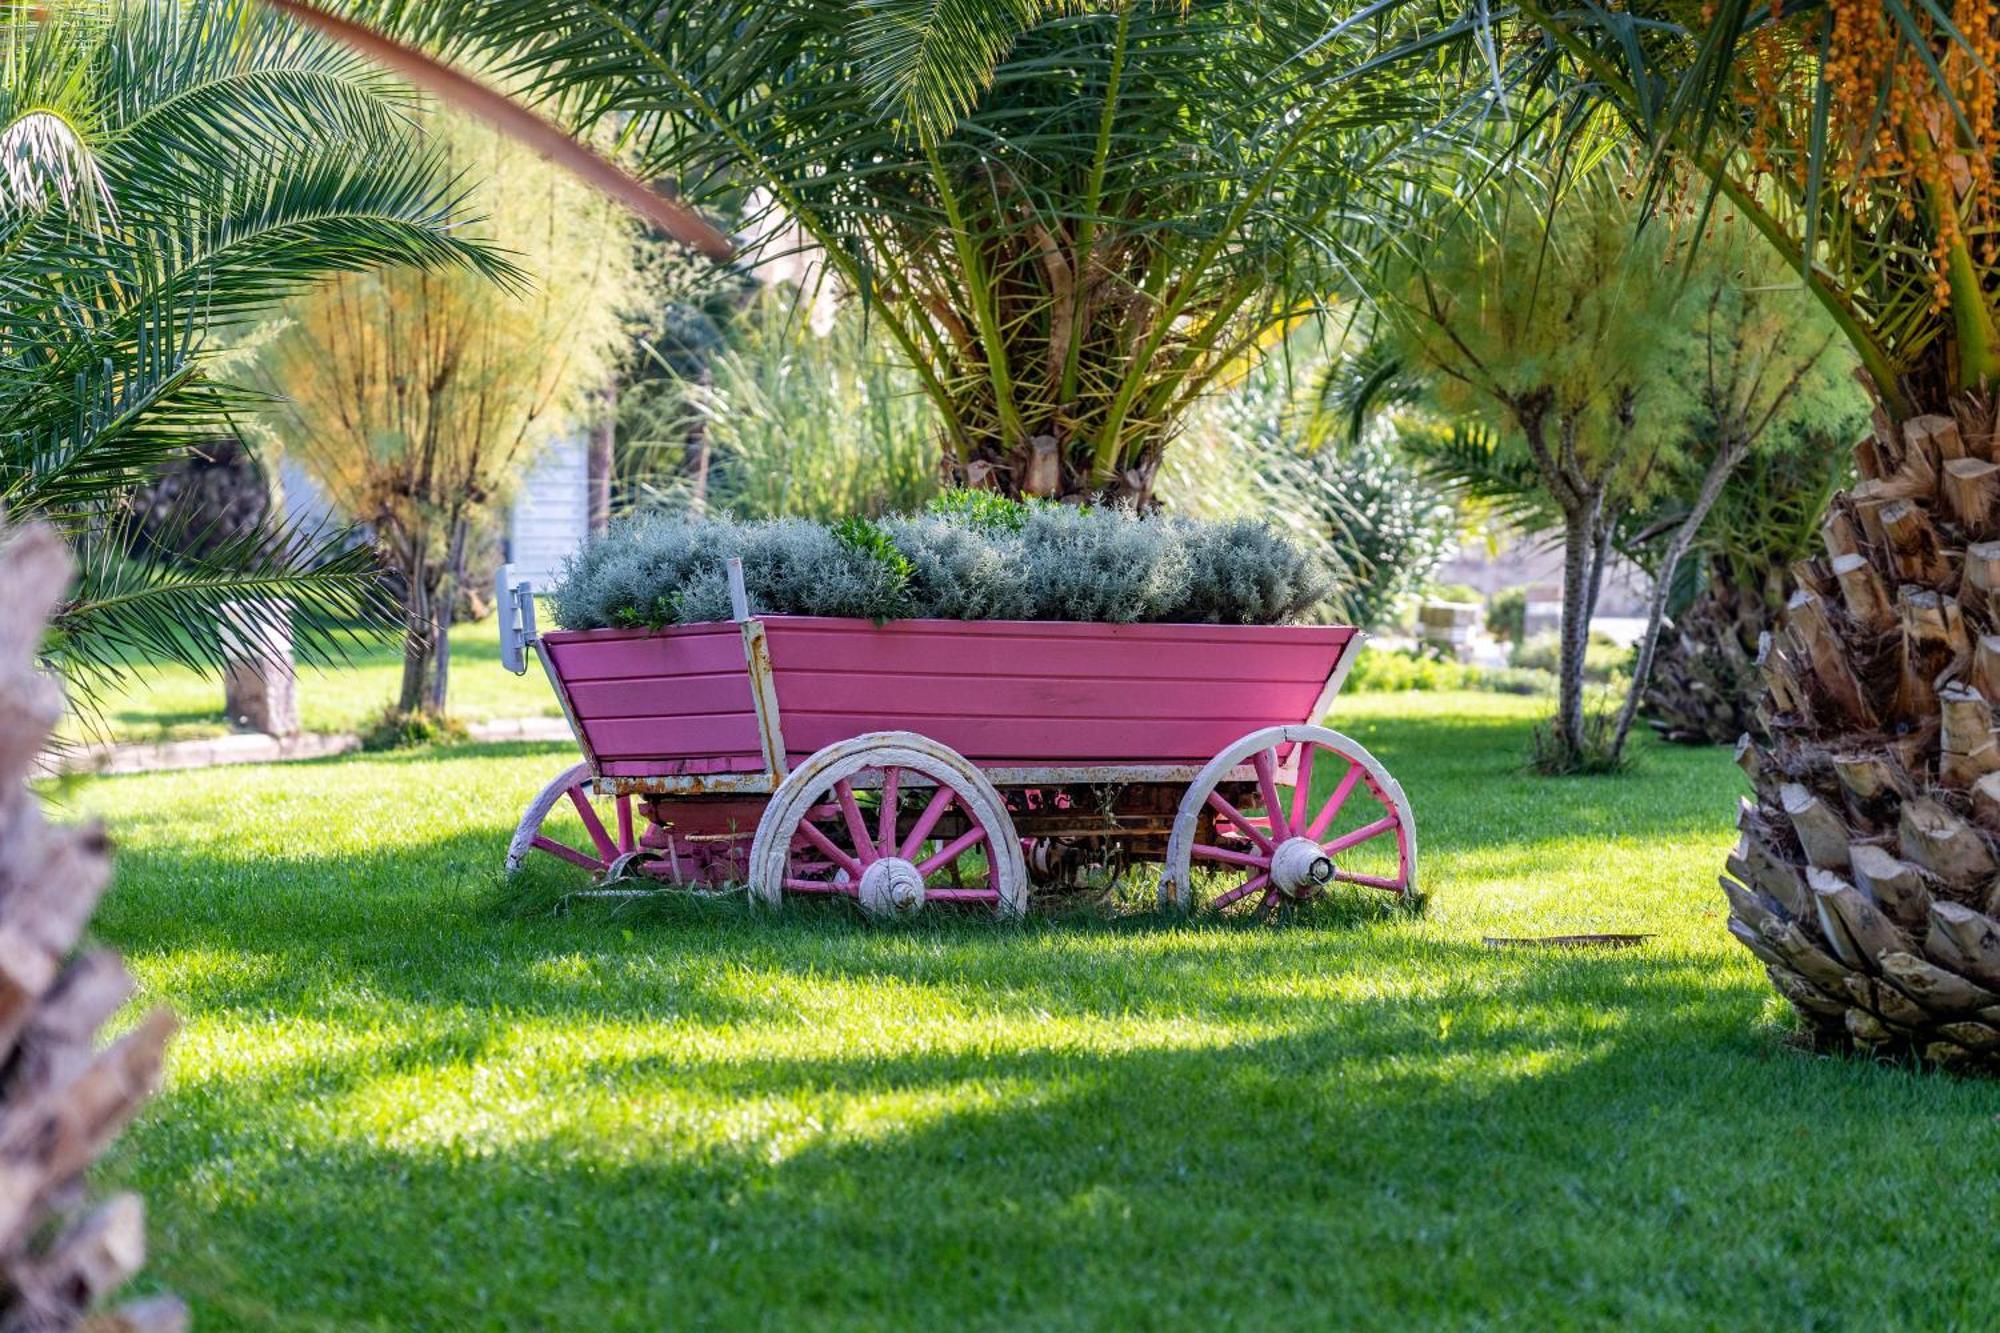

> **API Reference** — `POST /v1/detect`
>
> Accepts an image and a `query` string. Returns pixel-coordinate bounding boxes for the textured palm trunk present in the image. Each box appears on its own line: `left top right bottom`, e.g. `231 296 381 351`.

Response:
1725 402 2000 1069
1643 582 1766 745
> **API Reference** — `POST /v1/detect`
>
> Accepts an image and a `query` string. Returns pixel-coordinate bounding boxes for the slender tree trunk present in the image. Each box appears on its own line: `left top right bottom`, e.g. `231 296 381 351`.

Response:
1610 439 1747 760
397 545 435 717
426 514 471 716
587 377 616 535
1555 502 1595 758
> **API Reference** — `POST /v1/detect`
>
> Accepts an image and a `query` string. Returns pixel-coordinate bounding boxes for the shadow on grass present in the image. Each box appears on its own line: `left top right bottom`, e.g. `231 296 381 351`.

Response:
113 935 2000 1331
87 714 1997 1328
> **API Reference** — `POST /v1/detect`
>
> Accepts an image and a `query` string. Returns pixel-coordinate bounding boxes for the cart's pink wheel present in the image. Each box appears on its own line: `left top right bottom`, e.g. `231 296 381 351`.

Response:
748 732 1028 919
1160 725 1416 920
506 762 643 880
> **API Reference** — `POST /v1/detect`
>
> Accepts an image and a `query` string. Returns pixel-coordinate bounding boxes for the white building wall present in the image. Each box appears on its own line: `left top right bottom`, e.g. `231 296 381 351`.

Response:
507 434 591 586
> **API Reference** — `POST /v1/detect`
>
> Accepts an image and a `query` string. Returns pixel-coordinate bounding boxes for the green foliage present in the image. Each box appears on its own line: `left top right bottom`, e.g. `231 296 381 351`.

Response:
1510 632 1631 683
1160 338 1459 632
1486 587 1527 646
1424 584 1480 605
1344 646 1554 696
830 516 917 619
358 706 468 752
924 488 1034 533
550 505 1331 629
0 0 504 706
623 294 940 521
365 0 1440 495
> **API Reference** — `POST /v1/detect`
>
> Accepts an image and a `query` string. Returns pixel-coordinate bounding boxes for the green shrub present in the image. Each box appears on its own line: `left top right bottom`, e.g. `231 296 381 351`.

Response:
1343 646 1557 695
1509 631 1631 682
1424 582 1481 605
1487 586 1527 646
620 293 939 520
1158 342 1459 633
548 498 1332 629
360 706 468 752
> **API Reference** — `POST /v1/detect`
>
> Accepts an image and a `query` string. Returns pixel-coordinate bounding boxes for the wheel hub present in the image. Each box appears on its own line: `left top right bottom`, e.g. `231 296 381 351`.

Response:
1269 837 1334 898
857 857 926 918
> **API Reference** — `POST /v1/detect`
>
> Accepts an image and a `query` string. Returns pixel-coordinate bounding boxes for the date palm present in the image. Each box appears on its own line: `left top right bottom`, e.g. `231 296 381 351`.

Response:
328 0 1442 500
2 0 510 708
1389 0 2000 1066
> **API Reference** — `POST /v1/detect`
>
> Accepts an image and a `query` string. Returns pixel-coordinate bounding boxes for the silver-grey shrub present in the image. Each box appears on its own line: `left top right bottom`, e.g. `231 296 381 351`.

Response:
548 500 1333 629
1164 515 1332 624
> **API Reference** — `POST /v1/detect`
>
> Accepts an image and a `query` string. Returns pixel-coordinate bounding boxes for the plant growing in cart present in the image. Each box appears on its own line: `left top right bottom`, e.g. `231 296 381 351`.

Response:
503 502 1410 922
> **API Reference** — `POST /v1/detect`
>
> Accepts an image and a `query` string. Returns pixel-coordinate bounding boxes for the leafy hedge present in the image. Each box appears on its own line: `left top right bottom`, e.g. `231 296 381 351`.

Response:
549 494 1332 630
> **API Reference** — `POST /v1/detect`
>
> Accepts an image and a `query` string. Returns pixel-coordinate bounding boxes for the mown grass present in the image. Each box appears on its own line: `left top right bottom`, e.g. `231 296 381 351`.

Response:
73 691 2000 1329
68 620 558 743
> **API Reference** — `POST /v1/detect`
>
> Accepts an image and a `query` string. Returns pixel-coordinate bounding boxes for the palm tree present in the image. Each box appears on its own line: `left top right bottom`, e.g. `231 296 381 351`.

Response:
1385 0 2000 1065
1639 428 1856 746
319 0 1437 501
2 0 510 709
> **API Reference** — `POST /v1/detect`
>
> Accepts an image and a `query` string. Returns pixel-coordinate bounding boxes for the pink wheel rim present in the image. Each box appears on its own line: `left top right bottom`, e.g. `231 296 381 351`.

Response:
1193 737 1413 921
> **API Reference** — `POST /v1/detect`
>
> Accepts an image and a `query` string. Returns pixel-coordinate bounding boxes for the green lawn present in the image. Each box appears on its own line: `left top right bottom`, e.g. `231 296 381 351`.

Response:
74 691 2000 1329
71 620 559 743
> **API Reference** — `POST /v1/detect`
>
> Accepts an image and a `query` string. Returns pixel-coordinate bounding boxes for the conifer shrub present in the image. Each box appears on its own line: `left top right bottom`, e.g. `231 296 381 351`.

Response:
549 493 1332 629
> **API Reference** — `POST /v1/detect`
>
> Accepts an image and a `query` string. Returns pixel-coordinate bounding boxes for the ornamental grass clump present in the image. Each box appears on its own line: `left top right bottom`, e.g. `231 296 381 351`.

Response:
549 495 1333 629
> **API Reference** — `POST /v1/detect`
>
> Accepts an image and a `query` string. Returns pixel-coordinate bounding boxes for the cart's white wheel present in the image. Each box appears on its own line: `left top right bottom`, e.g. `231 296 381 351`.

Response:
748 731 1028 920
506 761 637 877
1160 725 1416 919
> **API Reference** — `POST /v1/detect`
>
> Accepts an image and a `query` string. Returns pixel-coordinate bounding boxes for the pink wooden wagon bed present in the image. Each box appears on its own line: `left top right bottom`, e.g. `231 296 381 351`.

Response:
498 560 1416 921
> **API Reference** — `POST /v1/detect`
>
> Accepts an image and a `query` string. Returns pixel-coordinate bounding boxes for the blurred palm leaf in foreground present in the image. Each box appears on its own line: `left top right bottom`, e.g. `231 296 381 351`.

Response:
0 0 507 712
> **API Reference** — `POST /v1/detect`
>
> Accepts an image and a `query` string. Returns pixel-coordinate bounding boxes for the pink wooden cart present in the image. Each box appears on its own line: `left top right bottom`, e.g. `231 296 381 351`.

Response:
498 560 1416 920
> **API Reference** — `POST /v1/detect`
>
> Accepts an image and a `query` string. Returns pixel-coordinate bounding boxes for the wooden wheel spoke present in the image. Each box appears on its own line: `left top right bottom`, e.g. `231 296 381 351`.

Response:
1253 748 1289 839
926 888 1001 904
565 785 618 861
1192 842 1268 870
1323 813 1399 856
1211 872 1271 910
531 834 602 871
1256 887 1280 921
1331 869 1405 891
917 825 987 878
1306 763 1364 842
833 779 875 862
797 819 864 877
1205 789 1274 852
784 877 851 895
899 786 956 859
1288 742 1315 832
615 795 636 855
877 767 901 856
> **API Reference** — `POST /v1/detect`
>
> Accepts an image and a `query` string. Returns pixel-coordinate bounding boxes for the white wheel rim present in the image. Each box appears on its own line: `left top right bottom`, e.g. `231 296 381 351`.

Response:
506 761 597 873
1159 724 1416 914
748 731 1028 920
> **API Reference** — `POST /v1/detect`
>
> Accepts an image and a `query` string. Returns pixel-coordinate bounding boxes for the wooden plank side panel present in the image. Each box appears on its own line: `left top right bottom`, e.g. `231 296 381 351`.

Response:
542 625 747 686
581 713 764 763
779 715 1309 763
547 617 1356 771
762 617 1353 765
761 617 1350 684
